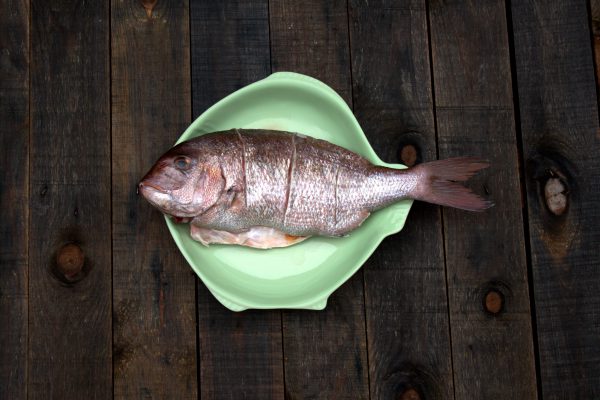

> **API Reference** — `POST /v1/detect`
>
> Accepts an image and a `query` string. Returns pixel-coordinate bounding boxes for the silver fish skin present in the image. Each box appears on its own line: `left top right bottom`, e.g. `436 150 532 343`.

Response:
139 129 491 245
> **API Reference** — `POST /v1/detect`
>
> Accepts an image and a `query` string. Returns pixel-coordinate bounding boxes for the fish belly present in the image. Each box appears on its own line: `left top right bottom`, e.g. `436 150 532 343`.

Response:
190 225 308 249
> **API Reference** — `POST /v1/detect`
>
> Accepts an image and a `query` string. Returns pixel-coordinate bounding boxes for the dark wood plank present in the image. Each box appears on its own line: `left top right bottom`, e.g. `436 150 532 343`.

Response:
511 0 600 397
349 1 454 399
270 0 353 102
0 0 29 398
280 283 368 400
198 294 284 398
111 1 197 398
190 2 284 398
591 0 600 99
28 0 111 398
269 1 370 398
191 0 272 114
428 1 537 398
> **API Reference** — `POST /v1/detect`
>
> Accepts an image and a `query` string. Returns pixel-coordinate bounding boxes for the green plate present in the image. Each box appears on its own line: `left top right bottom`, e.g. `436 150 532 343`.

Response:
166 72 413 311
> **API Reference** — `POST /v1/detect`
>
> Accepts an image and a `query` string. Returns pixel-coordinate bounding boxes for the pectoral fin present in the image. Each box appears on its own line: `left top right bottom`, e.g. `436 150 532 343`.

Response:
190 225 308 249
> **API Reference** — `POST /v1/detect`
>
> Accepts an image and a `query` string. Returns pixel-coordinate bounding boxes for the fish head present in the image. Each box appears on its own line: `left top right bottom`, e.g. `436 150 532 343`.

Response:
138 141 224 218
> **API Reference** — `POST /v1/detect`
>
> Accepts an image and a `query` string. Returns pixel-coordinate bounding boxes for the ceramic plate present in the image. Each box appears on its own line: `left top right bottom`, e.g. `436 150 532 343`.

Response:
165 72 413 311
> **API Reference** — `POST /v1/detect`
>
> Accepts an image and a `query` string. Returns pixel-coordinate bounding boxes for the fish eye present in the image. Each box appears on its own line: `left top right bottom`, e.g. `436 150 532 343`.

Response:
174 156 191 170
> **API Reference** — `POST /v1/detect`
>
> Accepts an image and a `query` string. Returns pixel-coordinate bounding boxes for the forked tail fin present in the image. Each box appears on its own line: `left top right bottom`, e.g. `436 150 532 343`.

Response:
410 157 493 211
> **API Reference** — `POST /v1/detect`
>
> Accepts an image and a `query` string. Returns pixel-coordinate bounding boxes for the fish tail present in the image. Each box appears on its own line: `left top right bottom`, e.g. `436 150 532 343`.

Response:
409 157 493 211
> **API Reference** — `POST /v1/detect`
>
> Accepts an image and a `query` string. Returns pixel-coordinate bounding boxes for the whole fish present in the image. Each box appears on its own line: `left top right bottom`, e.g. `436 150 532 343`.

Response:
139 129 492 248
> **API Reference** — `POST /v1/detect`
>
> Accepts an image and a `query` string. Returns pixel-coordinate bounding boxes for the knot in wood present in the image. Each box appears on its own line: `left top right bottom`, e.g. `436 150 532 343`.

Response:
400 144 418 167
544 177 568 215
399 388 421 400
140 0 158 18
56 243 84 280
484 289 504 315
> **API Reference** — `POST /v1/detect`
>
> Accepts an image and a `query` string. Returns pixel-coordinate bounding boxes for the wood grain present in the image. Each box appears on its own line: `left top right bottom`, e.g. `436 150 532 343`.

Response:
190 1 284 398
198 294 284 399
591 0 600 97
0 0 29 398
191 0 272 115
349 1 454 399
269 1 370 398
270 0 353 101
9 0 600 396
428 0 537 398
111 1 197 398
28 0 111 398
511 0 600 397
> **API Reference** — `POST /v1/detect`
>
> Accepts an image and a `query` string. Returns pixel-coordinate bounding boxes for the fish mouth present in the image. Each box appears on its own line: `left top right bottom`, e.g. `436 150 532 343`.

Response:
138 180 167 194
138 179 200 219
138 180 171 210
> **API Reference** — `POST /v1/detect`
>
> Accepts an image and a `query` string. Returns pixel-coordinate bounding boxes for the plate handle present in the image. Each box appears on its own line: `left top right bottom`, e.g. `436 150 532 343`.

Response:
210 291 247 312
209 289 329 312
265 72 348 105
306 297 328 310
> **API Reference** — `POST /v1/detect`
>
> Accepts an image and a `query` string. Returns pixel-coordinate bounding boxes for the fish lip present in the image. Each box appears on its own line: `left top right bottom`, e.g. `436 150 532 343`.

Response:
138 182 170 210
138 182 197 219
138 180 167 194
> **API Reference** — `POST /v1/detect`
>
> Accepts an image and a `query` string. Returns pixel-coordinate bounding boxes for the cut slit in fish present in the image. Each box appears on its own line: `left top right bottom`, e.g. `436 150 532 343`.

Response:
190 225 309 249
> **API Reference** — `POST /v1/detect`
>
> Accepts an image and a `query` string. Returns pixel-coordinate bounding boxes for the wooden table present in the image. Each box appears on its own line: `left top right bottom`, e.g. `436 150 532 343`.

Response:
2 0 599 399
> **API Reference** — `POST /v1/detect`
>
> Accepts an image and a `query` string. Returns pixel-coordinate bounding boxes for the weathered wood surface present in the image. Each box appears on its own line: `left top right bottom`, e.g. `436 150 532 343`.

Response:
190 1 284 399
591 0 600 97
429 1 537 398
349 1 453 399
2 0 599 398
0 1 28 399
111 0 198 398
511 0 600 398
28 0 112 398
270 1 370 398
191 0 271 114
